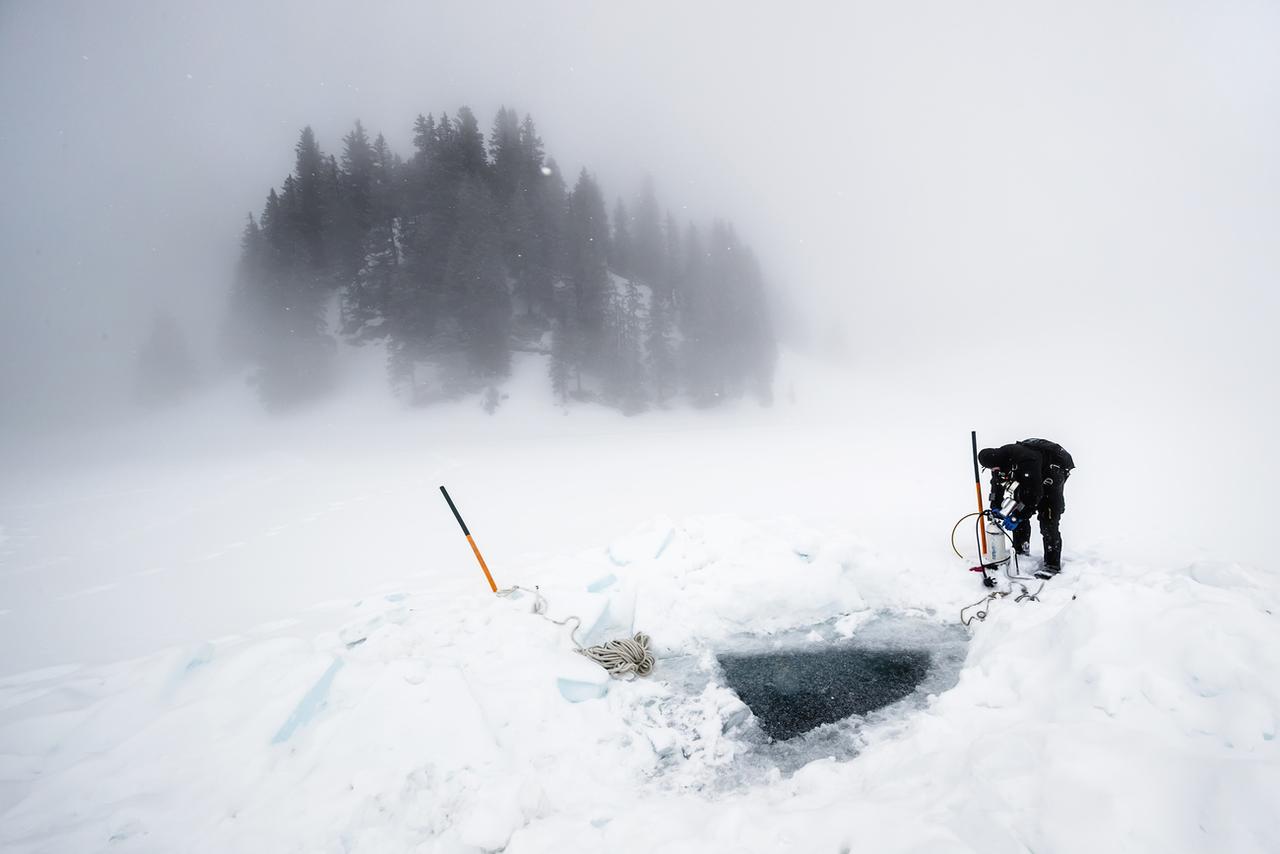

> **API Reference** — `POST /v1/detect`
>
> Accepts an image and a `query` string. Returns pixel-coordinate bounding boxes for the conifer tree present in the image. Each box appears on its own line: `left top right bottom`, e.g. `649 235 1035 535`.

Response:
502 188 537 316
603 278 647 413
341 222 397 339
444 178 510 377
246 128 338 409
565 169 610 362
453 107 487 178
610 198 633 280
631 175 662 285
518 115 545 179
395 113 462 364
333 120 375 284
662 211 682 303
369 133 400 226
489 107 541 317
489 106 522 201
526 154 565 315
406 114 436 215
412 114 435 169
291 126 327 273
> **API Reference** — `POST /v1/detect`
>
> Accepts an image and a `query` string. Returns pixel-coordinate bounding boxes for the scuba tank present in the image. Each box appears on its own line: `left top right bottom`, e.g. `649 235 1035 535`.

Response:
979 480 1023 586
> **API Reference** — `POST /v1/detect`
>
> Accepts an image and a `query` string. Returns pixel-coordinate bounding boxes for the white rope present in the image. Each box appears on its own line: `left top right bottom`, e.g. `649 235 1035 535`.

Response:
580 633 655 677
498 585 654 679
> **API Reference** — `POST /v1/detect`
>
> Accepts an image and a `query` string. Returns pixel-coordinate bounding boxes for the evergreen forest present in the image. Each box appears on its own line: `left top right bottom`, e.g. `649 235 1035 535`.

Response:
222 107 777 412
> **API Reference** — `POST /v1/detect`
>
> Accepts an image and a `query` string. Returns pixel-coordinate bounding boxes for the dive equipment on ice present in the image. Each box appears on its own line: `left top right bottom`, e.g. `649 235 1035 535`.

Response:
956 431 1046 613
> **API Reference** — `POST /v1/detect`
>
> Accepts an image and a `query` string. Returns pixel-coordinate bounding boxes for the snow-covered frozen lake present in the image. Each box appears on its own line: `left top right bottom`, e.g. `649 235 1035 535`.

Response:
1 354 1276 852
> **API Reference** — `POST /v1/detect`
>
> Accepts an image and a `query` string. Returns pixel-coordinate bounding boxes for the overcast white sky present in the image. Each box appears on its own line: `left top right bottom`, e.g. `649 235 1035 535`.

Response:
2 0 1278 430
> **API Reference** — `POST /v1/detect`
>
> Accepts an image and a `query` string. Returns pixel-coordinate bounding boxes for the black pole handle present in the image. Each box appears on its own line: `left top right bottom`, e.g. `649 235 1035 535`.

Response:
440 485 470 536
971 430 981 483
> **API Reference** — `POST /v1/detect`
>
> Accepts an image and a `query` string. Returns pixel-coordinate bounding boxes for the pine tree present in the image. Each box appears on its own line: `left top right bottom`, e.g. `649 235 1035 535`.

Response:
631 175 662 285
489 106 522 201
334 120 375 282
406 114 436 215
453 107 487 178
502 188 537 316
610 198 633 279
604 279 647 413
411 114 435 170
292 126 327 273
393 113 462 369
489 107 541 319
443 178 510 378
518 114 545 181
564 169 610 363
341 220 398 339
662 211 682 303
434 111 454 165
526 154 565 315
244 128 339 410
369 133 401 226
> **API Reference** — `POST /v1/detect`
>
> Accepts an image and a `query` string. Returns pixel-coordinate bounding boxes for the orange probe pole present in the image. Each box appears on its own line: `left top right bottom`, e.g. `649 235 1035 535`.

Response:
971 430 989 554
440 486 498 592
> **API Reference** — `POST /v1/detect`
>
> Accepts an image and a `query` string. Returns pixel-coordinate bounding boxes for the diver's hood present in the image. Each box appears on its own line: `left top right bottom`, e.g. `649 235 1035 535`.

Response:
977 448 1005 469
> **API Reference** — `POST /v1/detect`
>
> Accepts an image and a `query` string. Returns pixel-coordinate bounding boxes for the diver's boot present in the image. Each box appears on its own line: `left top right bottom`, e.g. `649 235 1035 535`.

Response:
1035 549 1061 579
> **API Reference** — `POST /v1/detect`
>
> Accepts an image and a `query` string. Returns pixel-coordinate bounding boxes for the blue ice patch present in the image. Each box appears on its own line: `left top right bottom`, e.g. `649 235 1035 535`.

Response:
586 573 617 593
557 676 609 702
271 657 345 744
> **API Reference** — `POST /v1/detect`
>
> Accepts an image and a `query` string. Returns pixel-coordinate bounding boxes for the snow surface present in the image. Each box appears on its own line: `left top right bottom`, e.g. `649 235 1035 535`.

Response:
0 351 1277 852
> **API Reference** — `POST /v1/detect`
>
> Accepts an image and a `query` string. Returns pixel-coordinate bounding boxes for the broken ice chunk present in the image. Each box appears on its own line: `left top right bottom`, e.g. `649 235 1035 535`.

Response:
556 655 610 702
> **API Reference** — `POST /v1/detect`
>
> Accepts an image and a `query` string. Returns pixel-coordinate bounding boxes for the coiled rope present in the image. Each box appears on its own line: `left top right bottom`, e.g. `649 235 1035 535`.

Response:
580 634 655 677
498 585 655 678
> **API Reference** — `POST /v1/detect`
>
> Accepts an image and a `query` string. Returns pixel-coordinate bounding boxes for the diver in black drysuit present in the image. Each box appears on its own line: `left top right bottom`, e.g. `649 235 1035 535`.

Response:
977 438 1075 573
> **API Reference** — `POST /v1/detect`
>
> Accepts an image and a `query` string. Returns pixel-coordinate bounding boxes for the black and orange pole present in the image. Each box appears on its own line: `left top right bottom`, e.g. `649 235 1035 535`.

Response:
971 430 989 555
440 486 498 593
